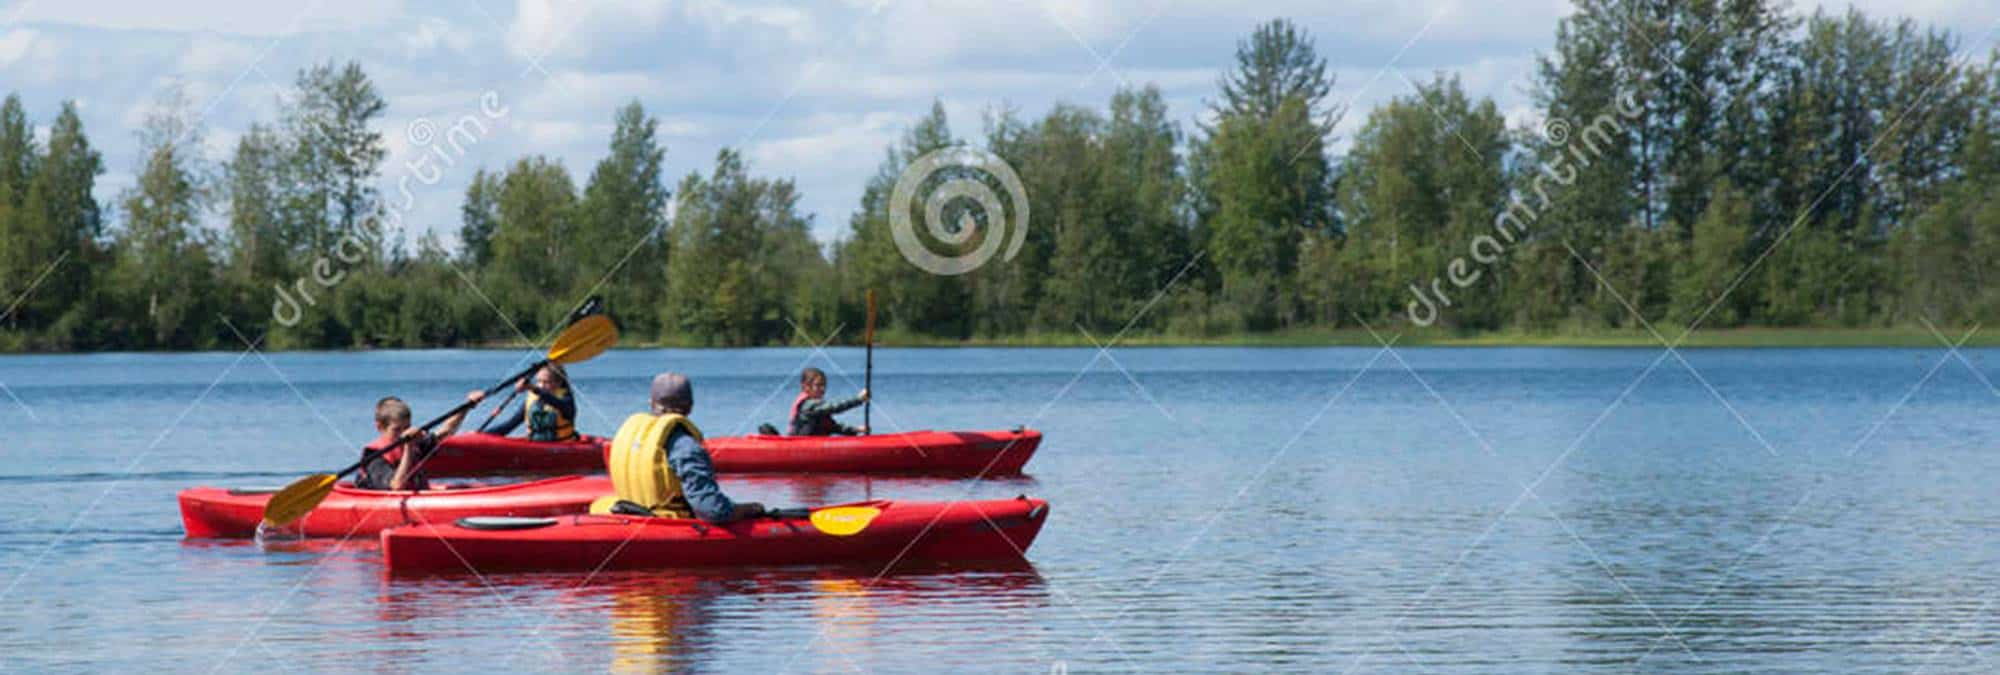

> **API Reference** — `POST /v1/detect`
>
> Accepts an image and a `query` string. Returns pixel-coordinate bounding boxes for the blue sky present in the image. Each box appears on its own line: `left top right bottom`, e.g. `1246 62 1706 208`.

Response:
1 0 1995 248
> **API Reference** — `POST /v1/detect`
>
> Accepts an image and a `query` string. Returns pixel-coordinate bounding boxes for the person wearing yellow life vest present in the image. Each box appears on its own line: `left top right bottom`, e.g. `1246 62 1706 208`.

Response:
635 372 763 523
487 364 578 442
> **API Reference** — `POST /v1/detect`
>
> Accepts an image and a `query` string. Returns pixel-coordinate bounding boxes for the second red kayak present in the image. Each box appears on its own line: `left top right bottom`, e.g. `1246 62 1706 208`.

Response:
178 475 610 538
381 496 1049 574
410 428 1040 476
419 433 609 476
706 428 1041 475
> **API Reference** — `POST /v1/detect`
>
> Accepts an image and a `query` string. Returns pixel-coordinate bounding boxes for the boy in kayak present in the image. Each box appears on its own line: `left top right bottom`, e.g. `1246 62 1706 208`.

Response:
357 391 485 491
787 367 869 436
486 364 579 441
651 372 765 523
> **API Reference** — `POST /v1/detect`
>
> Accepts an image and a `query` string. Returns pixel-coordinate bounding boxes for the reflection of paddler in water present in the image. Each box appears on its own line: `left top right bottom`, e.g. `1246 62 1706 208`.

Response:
607 571 879 672
606 574 713 675
812 576 878 665
378 572 724 674
596 565 1045 672
599 571 880 673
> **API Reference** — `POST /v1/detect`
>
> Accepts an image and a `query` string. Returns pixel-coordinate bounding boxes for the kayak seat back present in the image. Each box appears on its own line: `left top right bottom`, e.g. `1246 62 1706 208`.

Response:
587 495 663 517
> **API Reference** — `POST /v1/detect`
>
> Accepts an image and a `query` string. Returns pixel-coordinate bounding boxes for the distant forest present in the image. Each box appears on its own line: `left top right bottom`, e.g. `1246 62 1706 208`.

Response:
2 0 1998 350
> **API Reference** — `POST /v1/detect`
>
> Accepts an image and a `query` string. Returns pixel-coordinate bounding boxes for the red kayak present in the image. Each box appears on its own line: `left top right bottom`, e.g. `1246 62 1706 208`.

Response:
381 496 1049 574
178 475 610 538
705 428 1040 475
419 433 608 476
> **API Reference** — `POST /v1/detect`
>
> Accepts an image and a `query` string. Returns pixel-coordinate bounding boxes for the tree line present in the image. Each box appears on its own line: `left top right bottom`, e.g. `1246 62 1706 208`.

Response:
1 0 1997 351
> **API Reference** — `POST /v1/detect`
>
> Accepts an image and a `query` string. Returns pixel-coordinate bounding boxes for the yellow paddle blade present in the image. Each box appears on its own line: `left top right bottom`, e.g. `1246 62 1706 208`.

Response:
809 506 882 536
261 473 339 528
548 314 618 364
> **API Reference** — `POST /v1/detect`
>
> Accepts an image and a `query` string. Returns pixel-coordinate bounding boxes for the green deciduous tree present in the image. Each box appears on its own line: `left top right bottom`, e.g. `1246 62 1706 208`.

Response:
110 87 219 349
1333 74 1509 329
487 156 579 333
665 149 825 345
1672 181 1752 326
575 101 671 336
458 168 501 269
1193 18 1340 330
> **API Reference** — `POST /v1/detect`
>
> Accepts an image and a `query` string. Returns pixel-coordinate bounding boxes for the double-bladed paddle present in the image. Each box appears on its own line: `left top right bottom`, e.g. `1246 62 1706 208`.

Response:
261 308 619 528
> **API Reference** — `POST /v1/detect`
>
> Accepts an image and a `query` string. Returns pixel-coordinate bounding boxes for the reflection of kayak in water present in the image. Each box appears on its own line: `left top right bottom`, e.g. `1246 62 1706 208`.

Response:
421 433 609 476
368 563 1047 672
381 496 1050 574
177 475 608 538
705 429 1041 475
585 564 1044 674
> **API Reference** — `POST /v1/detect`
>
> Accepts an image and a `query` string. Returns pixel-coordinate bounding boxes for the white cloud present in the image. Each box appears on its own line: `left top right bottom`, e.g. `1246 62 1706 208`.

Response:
2 0 1997 249
658 119 704 137
521 119 599 149
1831 0 2000 32
506 0 821 68
748 111 901 172
7 0 408 35
399 17 476 56
0 29 35 69
176 34 260 75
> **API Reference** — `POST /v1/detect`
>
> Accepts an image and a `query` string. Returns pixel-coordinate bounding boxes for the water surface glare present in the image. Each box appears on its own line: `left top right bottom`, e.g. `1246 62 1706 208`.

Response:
1 346 1997 671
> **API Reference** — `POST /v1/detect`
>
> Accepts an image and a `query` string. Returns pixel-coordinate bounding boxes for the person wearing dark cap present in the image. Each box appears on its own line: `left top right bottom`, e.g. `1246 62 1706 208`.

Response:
650 372 764 523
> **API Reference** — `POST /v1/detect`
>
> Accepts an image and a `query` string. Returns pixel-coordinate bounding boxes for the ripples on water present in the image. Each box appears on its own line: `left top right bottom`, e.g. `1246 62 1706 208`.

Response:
2 347 1999 671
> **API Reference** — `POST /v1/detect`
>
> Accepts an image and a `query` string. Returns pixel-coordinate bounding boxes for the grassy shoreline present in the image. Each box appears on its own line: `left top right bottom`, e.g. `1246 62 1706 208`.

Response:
847 327 1989 348
3 326 1988 354
615 326 1989 349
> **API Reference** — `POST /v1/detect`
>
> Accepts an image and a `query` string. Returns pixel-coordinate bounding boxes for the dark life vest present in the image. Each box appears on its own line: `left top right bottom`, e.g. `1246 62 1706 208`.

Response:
355 433 433 491
525 388 577 442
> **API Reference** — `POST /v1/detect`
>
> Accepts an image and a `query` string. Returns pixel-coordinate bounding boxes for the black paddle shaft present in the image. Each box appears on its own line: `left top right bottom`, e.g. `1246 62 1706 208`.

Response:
334 359 547 479
864 290 875 435
864 342 873 434
476 386 525 433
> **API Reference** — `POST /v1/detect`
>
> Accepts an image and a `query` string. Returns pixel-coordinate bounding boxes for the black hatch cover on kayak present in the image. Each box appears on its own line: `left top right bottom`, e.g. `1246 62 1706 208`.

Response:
456 516 559 530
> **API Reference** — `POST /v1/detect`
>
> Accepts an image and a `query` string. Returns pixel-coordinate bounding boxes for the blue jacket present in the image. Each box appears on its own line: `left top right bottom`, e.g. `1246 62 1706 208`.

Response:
665 429 739 523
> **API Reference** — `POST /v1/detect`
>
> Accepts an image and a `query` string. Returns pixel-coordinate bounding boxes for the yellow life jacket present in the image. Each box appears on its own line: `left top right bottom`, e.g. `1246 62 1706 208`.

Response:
524 388 577 442
594 413 702 518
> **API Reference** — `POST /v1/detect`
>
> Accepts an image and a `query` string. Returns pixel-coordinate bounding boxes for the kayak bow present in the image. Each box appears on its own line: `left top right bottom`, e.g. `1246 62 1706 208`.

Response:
179 475 609 538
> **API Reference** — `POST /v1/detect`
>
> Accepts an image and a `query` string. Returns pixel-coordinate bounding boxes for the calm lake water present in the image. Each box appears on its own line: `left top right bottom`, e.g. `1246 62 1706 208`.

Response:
2 346 1998 672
